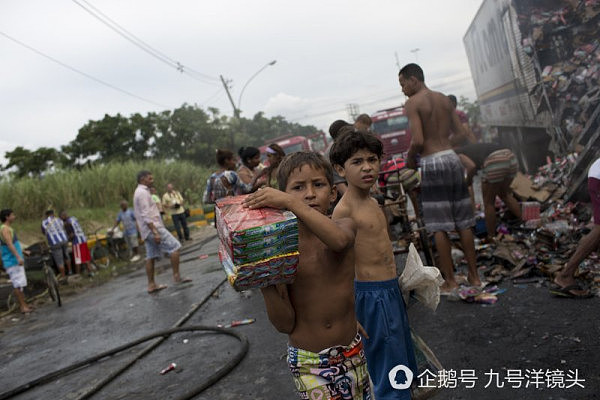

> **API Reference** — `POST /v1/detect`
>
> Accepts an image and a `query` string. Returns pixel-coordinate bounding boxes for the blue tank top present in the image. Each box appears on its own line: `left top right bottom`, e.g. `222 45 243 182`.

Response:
1 224 23 269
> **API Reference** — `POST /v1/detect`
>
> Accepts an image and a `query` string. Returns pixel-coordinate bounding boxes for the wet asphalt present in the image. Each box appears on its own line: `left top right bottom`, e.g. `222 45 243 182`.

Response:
0 230 598 400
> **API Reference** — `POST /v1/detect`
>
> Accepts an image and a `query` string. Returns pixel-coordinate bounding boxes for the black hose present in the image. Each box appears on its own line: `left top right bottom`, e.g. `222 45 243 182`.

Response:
0 326 248 400
0 276 249 400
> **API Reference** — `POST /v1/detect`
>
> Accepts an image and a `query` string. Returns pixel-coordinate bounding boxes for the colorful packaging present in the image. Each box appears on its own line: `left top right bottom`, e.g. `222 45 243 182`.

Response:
215 195 299 290
521 201 541 221
219 242 298 291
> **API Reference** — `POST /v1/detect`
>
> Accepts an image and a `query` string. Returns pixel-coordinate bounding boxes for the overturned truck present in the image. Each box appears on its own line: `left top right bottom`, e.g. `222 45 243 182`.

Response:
464 0 600 200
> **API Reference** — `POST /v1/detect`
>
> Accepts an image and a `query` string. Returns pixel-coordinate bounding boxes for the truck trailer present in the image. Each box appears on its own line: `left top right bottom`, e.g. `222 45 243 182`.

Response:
464 0 600 198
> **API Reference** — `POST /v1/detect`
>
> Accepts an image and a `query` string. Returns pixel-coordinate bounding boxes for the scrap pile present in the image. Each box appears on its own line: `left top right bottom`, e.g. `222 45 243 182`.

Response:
458 153 600 298
215 195 299 291
516 0 600 140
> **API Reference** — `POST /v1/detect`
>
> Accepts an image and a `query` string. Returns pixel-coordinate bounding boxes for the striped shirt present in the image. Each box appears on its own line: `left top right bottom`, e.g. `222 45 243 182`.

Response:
64 216 87 245
41 216 68 246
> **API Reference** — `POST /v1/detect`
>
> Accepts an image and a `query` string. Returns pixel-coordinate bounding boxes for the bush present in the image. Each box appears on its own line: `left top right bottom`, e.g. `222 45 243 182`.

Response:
0 160 211 221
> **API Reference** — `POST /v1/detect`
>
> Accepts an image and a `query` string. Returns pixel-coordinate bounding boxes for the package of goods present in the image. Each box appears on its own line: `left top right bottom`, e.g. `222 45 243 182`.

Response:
219 242 299 291
215 195 299 290
521 201 541 221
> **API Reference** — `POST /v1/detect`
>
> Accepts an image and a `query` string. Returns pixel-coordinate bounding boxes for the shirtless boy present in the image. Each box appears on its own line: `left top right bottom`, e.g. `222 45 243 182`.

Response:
330 131 417 400
399 63 482 292
244 152 373 399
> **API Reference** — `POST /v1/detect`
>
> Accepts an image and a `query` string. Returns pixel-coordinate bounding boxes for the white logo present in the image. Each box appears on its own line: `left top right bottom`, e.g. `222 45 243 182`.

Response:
388 364 414 390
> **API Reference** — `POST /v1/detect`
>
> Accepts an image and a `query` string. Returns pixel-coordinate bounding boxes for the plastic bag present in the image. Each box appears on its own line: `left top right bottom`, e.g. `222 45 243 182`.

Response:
398 243 444 311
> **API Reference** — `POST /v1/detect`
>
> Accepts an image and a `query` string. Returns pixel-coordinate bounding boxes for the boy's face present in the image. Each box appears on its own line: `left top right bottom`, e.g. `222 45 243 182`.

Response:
337 148 380 190
285 164 336 215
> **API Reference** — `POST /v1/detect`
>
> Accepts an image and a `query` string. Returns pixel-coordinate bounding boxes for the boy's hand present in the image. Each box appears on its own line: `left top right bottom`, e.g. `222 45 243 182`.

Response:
243 187 290 210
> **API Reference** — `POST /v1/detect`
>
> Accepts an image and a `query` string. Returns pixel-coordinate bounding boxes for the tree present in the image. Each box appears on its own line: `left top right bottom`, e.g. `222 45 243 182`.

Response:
3 146 62 178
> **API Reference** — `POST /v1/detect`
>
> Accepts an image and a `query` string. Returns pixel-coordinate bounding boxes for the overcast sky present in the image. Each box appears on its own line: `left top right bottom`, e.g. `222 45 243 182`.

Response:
0 0 483 161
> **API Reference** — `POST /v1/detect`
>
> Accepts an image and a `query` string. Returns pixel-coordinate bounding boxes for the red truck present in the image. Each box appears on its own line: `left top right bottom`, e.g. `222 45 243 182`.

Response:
370 106 411 160
259 132 329 161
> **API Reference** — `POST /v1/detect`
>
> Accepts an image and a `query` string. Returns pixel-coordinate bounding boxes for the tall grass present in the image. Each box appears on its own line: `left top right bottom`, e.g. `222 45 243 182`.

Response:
0 160 212 221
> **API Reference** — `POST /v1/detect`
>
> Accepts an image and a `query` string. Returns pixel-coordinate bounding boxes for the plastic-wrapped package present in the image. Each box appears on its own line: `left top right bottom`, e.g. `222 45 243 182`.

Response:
398 243 444 311
219 242 298 291
215 195 299 290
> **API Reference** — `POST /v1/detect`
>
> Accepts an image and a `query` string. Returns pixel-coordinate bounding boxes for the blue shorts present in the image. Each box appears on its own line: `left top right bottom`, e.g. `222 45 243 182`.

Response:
144 227 181 260
355 279 417 400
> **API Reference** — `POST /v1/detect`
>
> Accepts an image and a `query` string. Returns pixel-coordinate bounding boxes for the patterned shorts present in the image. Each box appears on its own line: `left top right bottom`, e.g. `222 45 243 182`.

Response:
144 227 181 260
420 150 475 233
482 149 518 183
287 334 373 400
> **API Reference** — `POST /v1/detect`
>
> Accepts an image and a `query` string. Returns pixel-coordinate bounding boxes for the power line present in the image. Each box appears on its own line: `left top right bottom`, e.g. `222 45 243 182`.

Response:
0 30 171 109
201 87 225 107
72 0 220 86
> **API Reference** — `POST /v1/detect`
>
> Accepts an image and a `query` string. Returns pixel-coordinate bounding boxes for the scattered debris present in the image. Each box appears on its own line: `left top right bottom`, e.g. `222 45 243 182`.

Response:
159 362 177 375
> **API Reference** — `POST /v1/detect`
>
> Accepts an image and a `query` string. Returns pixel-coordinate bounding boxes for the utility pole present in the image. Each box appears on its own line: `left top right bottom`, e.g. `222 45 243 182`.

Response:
220 75 239 149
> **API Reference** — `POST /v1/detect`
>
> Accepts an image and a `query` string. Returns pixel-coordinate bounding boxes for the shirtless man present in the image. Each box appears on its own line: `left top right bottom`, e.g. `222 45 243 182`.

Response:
399 63 482 293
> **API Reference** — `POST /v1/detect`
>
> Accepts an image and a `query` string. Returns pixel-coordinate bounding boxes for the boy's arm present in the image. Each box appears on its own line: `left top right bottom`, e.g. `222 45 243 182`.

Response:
244 188 355 252
260 284 295 334
458 153 477 186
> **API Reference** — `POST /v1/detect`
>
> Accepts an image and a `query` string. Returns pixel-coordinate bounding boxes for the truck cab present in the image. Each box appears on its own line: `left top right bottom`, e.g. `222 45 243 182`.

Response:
371 106 411 160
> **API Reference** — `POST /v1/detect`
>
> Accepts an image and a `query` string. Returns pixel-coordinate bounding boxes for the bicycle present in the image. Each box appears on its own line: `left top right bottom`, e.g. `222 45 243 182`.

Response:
9 245 63 309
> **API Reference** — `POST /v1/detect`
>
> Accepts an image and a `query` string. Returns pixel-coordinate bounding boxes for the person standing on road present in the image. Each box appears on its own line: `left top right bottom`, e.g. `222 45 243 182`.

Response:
60 210 94 276
400 63 483 294
162 183 191 242
41 209 71 280
448 94 477 146
1 209 33 313
113 200 141 262
551 157 600 298
134 171 191 294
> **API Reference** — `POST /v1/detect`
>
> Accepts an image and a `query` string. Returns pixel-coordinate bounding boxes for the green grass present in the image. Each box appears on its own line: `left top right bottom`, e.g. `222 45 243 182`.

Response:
0 160 213 245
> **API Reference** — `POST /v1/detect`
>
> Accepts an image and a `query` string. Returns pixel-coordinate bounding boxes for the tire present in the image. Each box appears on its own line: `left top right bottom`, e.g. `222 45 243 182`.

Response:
45 266 62 307
92 244 110 269
116 241 130 261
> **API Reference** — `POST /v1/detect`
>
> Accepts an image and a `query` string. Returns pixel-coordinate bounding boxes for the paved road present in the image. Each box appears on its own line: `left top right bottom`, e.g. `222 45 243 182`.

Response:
0 232 598 399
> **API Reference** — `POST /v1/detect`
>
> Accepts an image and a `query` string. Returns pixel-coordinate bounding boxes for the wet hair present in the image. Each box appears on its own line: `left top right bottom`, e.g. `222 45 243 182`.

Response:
216 149 234 167
399 63 424 82
267 143 286 158
328 119 351 140
448 94 458 108
0 209 13 223
238 146 260 166
137 170 152 183
329 130 383 167
277 152 333 191
355 114 372 126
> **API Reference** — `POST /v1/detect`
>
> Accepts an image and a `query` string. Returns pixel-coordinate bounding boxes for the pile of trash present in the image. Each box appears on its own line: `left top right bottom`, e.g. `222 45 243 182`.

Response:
449 152 600 301
516 0 600 139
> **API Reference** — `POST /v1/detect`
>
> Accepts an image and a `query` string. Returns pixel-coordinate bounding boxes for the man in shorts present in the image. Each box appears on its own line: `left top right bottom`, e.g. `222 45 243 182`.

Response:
41 209 71 280
133 170 191 294
400 63 483 294
113 200 141 262
60 210 94 276
551 157 600 298
455 143 521 242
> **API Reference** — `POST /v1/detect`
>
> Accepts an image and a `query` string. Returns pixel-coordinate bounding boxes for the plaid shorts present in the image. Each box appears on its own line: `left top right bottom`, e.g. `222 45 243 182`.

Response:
144 227 181 260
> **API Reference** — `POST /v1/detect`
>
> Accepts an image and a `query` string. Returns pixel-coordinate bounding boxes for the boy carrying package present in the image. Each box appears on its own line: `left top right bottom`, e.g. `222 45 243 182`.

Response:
330 130 418 399
244 152 373 399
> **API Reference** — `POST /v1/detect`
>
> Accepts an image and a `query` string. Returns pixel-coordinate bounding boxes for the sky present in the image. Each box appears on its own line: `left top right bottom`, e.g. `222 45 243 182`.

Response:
0 0 483 162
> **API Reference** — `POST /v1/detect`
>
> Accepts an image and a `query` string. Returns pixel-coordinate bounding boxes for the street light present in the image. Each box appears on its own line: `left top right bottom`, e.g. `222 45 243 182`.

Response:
237 60 277 117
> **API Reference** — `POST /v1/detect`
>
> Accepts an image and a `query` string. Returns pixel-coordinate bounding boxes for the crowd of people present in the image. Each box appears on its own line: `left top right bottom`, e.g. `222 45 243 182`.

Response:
1 62 597 398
